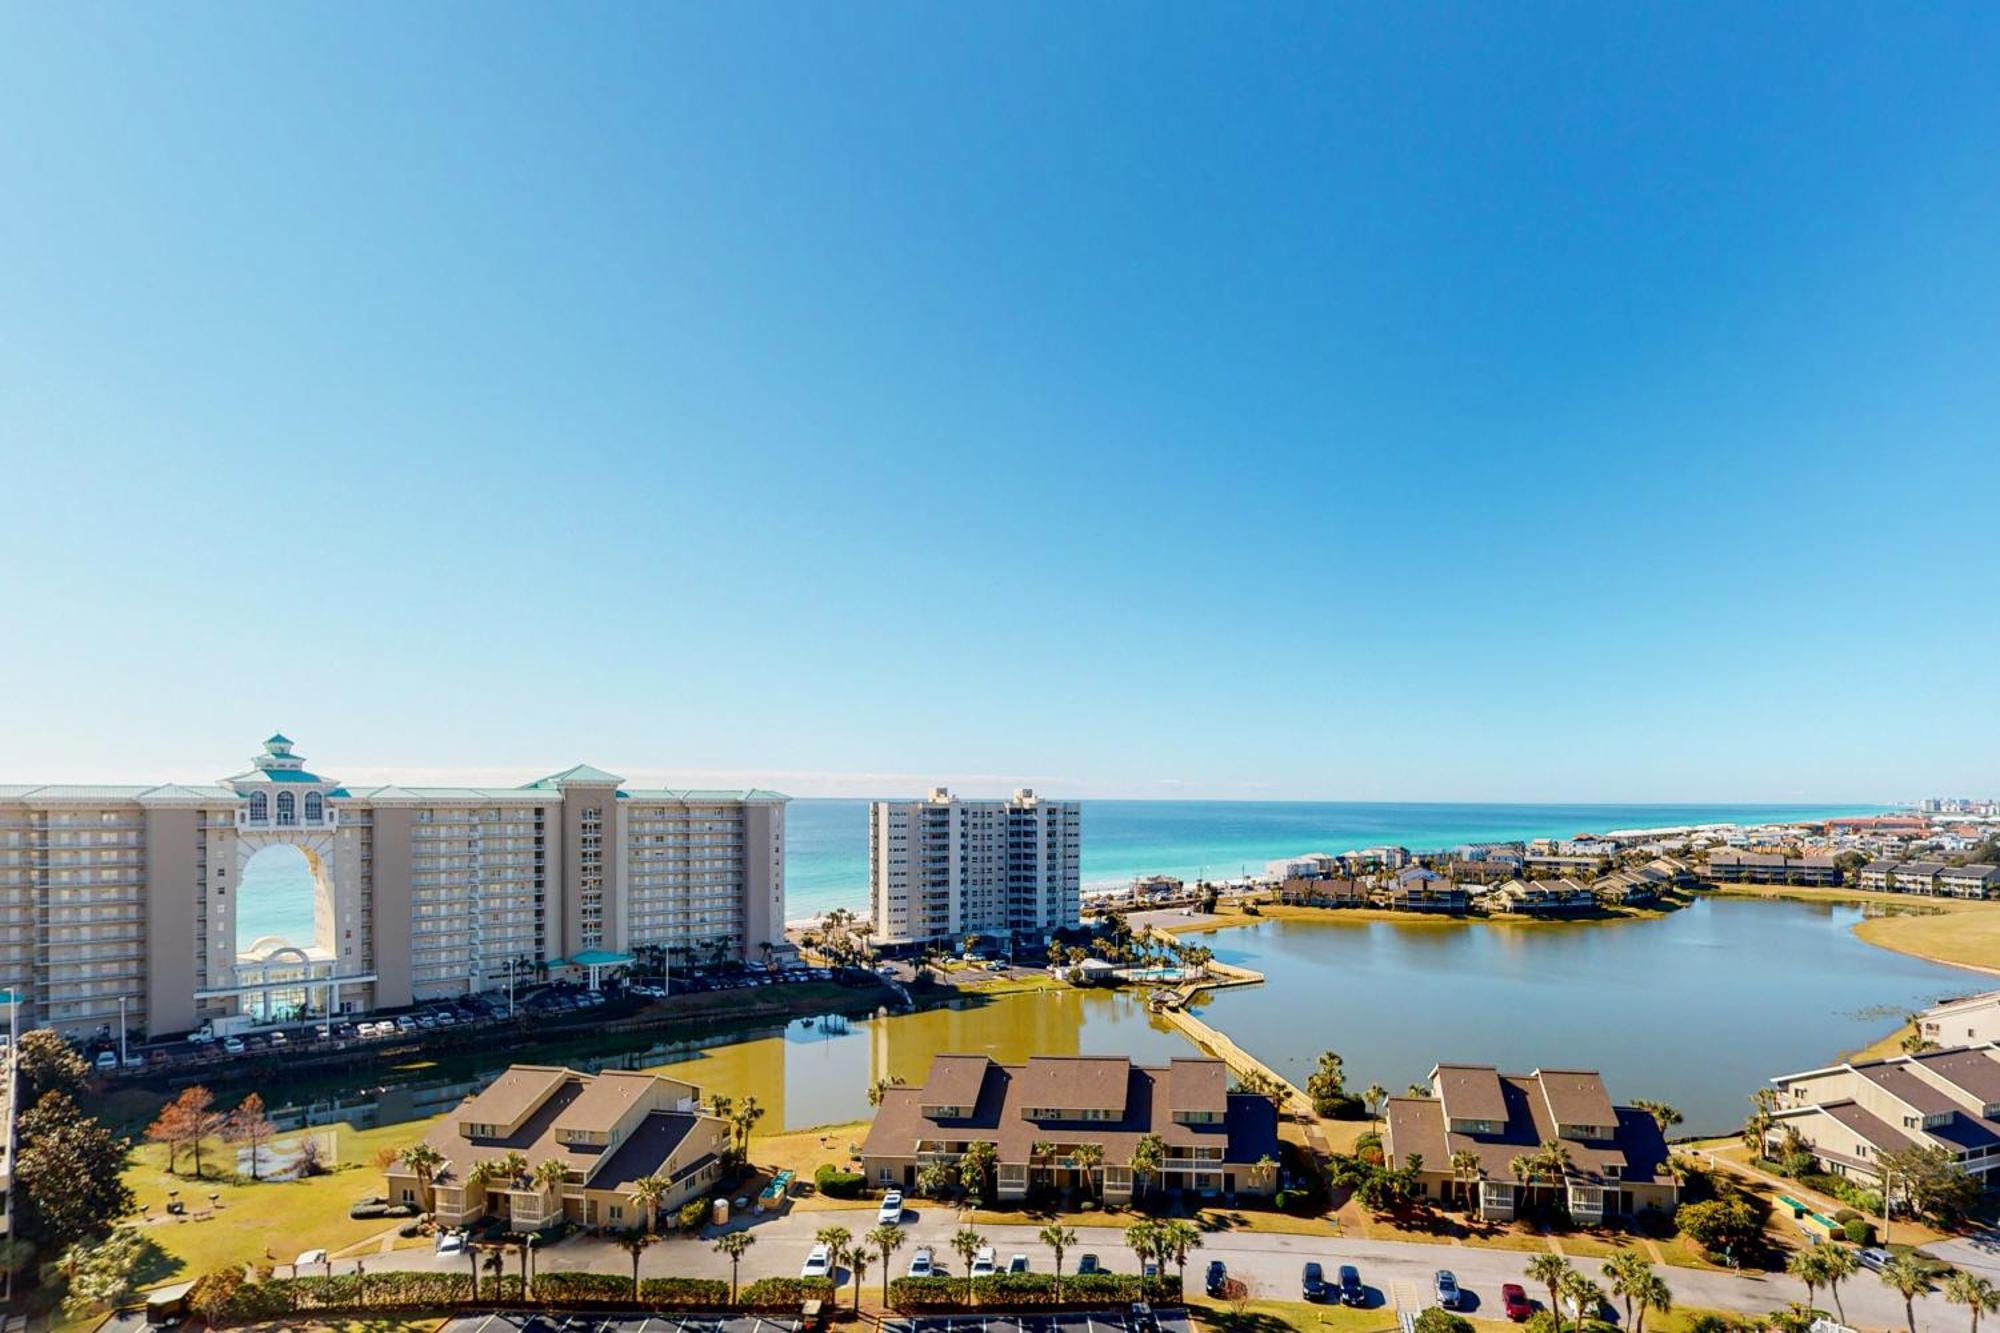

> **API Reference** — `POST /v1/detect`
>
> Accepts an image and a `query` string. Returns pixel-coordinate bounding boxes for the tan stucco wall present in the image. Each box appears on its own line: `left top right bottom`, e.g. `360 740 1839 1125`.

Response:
371 808 414 1009
143 807 201 1035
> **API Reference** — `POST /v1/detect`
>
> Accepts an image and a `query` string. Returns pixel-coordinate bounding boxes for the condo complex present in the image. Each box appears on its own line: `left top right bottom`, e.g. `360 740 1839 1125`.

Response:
0 736 787 1039
868 787 1082 946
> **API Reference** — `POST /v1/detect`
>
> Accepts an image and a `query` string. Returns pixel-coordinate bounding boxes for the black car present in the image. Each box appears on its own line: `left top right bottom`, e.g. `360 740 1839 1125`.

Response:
1301 1261 1327 1302
1204 1261 1228 1298
1338 1264 1364 1306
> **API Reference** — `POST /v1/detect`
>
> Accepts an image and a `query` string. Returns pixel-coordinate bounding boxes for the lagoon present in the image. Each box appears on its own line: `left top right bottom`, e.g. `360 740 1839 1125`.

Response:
1183 896 1988 1135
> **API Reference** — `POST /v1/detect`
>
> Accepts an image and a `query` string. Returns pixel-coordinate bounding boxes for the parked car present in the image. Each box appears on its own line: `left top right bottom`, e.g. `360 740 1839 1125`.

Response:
800 1244 832 1279
222 1036 246 1055
269 1031 288 1047
877 1190 904 1224
94 1050 118 1071
1204 1260 1228 1297
970 1247 997 1278
123 1053 144 1069
1858 1247 1890 1273
1076 1254 1102 1276
1301 1262 1327 1302
436 1230 466 1256
1338 1264 1365 1306
1434 1270 1462 1309
1502 1283 1532 1321
907 1247 935 1278
1010 1254 1031 1275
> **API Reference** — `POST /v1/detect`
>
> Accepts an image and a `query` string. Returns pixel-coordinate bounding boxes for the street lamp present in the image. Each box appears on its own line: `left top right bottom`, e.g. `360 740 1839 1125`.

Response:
119 995 129 1065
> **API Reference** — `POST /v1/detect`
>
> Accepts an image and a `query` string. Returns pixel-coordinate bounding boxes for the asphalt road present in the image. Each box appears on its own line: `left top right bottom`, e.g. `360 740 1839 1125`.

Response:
351 1206 1976 1330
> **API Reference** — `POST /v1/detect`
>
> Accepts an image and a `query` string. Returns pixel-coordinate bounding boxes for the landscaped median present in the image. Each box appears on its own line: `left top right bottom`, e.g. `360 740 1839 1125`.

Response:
887 1273 1183 1313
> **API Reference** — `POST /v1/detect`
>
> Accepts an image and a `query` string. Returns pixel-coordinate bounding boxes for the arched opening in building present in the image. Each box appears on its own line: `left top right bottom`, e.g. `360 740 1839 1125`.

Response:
237 843 322 950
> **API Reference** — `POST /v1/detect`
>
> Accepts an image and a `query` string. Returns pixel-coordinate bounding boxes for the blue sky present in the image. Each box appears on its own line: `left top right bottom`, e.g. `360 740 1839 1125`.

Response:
2 5 1996 801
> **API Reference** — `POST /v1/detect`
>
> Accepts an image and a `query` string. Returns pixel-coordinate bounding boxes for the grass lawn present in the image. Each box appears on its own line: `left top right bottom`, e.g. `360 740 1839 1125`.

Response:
121 1117 434 1286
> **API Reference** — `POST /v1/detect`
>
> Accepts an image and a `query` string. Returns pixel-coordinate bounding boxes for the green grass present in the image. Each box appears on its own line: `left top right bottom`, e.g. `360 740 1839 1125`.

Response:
1189 1296 1513 1333
120 1117 433 1286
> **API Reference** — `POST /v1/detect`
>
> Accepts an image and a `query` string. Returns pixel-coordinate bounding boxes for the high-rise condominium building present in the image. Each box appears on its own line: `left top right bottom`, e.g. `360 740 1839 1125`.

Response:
869 787 1080 946
0 736 786 1039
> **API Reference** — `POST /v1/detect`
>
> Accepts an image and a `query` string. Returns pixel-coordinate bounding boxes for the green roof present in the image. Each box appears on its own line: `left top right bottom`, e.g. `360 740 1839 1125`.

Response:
265 733 293 746
523 763 625 789
559 949 633 967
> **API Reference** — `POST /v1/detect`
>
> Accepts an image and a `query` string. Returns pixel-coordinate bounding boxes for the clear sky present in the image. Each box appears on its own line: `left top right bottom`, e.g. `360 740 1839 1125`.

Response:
2 5 1996 802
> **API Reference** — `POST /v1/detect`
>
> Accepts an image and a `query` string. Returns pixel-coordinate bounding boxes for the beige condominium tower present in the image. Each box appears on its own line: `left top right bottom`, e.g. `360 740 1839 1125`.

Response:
0 735 786 1040
869 786 1080 947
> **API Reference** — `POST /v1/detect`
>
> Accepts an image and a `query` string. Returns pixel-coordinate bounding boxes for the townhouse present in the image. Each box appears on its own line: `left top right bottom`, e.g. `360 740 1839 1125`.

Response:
1389 869 1470 913
860 1054 1280 1202
1704 849 1841 887
1769 1046 2000 1187
1385 1064 1678 1223
386 1065 729 1231
1857 860 1999 899
1490 878 1598 915
1275 876 1368 907
1917 992 2000 1048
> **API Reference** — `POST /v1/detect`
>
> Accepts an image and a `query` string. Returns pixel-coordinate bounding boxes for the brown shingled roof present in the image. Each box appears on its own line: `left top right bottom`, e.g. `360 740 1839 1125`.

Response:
1018 1056 1132 1114
1435 1064 1507 1123
1535 1069 1618 1129
920 1055 993 1112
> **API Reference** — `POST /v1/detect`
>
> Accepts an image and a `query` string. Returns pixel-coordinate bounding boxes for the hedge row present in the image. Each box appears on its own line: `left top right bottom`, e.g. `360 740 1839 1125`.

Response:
211 1271 753 1322
888 1272 1182 1312
814 1163 866 1198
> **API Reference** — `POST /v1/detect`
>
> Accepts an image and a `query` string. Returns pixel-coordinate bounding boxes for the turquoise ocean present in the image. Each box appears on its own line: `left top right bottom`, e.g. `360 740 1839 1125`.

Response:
237 799 1884 941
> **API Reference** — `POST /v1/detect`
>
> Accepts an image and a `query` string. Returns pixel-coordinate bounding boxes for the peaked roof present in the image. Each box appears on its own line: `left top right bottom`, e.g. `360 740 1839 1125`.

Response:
524 763 626 789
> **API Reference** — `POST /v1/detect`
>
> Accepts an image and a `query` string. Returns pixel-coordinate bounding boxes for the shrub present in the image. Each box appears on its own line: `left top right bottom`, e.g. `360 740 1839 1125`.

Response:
887 1271 1178 1313
736 1277 836 1310
638 1276 732 1308
677 1199 711 1231
1415 1310 1474 1333
1843 1217 1875 1245
813 1163 866 1199
535 1272 637 1301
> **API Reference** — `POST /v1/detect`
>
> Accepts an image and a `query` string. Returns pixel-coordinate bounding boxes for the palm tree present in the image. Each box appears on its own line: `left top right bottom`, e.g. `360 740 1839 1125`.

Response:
1124 1220 1161 1275
466 1240 484 1301
1250 1154 1278 1194
1603 1250 1653 1328
1130 1134 1166 1200
1449 1149 1482 1210
1947 1271 2000 1333
1743 1087 1778 1156
950 1227 987 1304
1787 1247 1825 1313
1364 1082 1387 1124
1878 1253 1930 1333
868 1076 907 1107
732 1096 766 1158
614 1230 653 1298
629 1173 668 1234
1535 1139 1574 1213
1031 1140 1058 1190
1159 1219 1203 1286
714 1231 754 1303
959 1139 997 1204
1817 1243 1859 1325
1070 1142 1105 1201
1040 1224 1076 1302
815 1223 852 1288
848 1248 871 1310
1633 1270 1672 1333
866 1223 905 1306
1559 1273 1605 1333
1633 1099 1684 1137
1526 1253 1572 1332
533 1157 568 1199
399 1142 445 1211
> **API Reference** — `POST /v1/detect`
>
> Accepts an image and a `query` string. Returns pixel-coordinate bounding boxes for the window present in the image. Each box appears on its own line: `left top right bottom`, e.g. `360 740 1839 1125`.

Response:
276 792 297 826
305 792 324 823
249 792 269 822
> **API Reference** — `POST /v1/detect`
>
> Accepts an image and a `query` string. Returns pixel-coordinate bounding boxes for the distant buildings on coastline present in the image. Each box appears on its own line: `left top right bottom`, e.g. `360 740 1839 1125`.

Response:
0 735 788 1040
868 787 1081 947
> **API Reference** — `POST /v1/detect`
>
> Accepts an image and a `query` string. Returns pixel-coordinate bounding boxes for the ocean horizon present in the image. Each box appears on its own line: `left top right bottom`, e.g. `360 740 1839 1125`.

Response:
235 797 1888 944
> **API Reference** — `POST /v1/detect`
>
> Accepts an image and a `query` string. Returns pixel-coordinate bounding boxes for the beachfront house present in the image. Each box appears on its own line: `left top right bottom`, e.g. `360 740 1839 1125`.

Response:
1768 1045 2000 1188
861 1054 1280 1203
1384 1064 1678 1223
385 1065 728 1231
1445 859 1518 884
1524 852 1613 877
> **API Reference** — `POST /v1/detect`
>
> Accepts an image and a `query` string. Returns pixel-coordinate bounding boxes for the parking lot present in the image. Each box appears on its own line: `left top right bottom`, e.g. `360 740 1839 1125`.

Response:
441 1315 806 1333
882 1314 1195 1333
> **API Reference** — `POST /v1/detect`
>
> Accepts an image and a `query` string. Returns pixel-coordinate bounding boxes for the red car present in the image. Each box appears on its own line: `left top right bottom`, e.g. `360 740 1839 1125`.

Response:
1502 1283 1533 1322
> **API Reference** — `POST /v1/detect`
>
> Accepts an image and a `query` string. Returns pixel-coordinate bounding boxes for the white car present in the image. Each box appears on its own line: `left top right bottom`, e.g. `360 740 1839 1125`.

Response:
435 1230 466 1255
295 1249 327 1272
800 1244 832 1279
970 1246 997 1277
94 1050 118 1071
877 1190 904 1224
222 1036 246 1055
907 1247 935 1278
